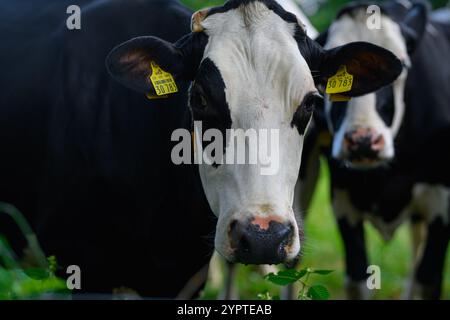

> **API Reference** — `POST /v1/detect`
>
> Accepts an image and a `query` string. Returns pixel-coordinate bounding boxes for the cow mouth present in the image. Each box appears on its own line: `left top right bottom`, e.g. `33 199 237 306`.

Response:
342 157 390 170
225 229 302 266
227 253 300 267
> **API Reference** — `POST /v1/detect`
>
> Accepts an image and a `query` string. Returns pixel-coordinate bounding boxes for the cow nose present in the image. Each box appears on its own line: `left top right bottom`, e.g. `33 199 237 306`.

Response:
344 128 385 159
229 217 293 265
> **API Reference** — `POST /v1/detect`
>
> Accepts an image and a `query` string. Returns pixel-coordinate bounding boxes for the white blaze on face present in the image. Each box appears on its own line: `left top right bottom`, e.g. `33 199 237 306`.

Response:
325 9 409 162
331 94 395 161
197 2 316 261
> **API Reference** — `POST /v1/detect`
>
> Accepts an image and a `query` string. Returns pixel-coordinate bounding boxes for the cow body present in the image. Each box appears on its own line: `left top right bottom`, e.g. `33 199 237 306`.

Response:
0 0 215 297
317 1 450 299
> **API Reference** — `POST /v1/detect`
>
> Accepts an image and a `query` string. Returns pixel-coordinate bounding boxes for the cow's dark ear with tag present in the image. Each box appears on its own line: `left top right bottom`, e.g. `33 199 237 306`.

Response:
400 3 428 54
318 41 403 97
106 33 207 97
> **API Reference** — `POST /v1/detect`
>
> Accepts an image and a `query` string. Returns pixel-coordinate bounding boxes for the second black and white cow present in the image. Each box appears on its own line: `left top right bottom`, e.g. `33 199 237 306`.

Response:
316 0 450 299
107 0 402 268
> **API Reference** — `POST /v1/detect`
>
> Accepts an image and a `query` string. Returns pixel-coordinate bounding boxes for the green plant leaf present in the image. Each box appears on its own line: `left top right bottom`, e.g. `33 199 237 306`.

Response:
311 270 334 276
47 256 58 273
24 268 50 280
257 292 272 300
0 236 19 269
307 285 330 300
0 203 67 299
264 269 306 286
296 269 308 279
16 275 68 299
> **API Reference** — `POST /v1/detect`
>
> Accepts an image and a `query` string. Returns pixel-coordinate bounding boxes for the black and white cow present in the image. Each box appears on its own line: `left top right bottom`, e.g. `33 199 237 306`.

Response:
0 0 401 298
315 0 450 299
107 0 402 268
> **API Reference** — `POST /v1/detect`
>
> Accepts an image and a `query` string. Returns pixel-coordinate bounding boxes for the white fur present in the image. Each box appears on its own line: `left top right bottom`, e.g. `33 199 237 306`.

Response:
333 184 450 242
330 94 395 162
333 187 405 242
197 2 317 262
410 184 450 225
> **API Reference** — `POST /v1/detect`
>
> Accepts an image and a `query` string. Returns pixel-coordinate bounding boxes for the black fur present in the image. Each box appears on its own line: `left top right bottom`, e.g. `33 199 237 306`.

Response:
189 58 232 166
0 0 215 298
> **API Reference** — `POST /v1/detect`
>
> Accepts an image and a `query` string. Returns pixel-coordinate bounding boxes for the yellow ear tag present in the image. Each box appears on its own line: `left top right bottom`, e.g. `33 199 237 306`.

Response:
326 65 353 94
148 61 178 97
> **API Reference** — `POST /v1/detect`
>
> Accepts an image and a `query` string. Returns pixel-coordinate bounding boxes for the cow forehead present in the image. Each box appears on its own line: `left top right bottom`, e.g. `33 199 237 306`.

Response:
326 10 409 64
199 2 314 122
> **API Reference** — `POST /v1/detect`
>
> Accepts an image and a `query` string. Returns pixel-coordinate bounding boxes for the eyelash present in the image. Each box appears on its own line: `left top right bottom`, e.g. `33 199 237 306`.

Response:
191 88 208 112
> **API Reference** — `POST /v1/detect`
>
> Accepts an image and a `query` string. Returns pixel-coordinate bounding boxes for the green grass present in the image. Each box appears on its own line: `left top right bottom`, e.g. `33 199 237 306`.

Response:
181 0 225 11
0 203 68 300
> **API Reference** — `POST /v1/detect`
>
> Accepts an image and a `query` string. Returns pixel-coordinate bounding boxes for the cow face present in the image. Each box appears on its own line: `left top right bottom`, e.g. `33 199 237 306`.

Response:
106 0 401 265
322 1 427 169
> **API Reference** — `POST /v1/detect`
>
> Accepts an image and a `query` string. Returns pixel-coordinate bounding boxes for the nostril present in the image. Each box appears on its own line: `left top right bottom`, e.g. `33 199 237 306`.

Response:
239 234 250 253
229 219 238 233
275 222 292 239
229 220 254 254
344 131 355 144
278 223 293 248
344 131 360 150
372 135 385 151
228 219 240 248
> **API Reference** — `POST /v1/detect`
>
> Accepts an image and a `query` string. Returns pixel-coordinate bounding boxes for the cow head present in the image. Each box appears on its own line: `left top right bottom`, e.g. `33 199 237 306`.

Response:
106 0 401 265
321 1 428 169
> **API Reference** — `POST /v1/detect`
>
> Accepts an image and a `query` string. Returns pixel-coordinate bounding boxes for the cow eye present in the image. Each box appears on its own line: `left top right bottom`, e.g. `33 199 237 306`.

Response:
302 92 322 113
199 94 208 109
192 86 208 111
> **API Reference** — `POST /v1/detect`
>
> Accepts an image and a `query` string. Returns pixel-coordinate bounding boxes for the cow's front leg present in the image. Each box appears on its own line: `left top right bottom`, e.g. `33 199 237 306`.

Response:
337 218 370 300
403 215 427 299
333 189 369 299
413 218 450 299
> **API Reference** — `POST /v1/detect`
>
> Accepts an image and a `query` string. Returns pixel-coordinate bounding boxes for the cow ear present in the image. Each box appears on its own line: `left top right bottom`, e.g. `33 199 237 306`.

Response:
106 33 206 96
400 3 428 54
319 41 403 97
314 29 328 46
